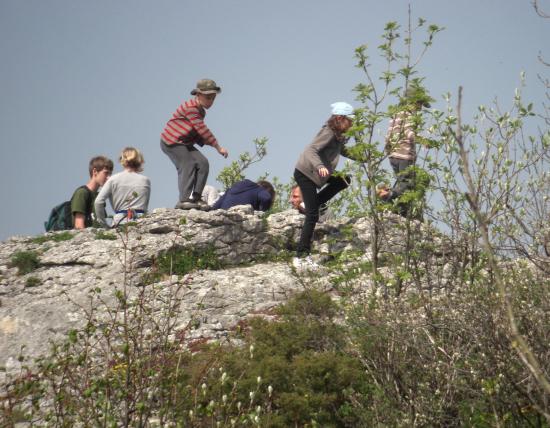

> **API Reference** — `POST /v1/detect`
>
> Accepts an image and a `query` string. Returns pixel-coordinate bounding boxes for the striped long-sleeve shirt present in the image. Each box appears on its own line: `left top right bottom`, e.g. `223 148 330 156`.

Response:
385 111 417 161
160 98 218 147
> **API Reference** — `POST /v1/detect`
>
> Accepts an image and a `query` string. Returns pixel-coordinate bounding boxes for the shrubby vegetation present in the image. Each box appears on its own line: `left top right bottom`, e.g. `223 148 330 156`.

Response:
9 250 40 276
2 276 548 426
30 231 74 244
141 245 225 285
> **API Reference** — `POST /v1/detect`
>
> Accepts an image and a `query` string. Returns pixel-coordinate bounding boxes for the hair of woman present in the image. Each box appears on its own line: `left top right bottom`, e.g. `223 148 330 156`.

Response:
120 147 144 171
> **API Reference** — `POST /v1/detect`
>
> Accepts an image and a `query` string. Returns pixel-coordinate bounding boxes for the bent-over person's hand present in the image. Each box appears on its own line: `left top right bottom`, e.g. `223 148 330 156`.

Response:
376 187 390 200
318 166 329 177
218 146 229 158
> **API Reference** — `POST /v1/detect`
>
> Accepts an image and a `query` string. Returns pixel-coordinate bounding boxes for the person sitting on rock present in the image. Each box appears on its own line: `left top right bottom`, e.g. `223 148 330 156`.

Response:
95 147 151 227
212 179 275 212
72 155 114 229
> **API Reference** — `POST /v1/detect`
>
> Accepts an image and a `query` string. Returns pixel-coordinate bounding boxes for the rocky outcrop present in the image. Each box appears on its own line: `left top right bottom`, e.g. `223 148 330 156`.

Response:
0 206 446 384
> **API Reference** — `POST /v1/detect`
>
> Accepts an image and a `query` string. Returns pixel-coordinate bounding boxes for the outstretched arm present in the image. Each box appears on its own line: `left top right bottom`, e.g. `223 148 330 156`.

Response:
340 144 367 163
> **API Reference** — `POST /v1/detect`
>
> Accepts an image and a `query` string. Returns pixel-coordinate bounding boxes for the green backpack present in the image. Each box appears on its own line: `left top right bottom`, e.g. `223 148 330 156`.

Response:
44 186 91 232
44 200 73 232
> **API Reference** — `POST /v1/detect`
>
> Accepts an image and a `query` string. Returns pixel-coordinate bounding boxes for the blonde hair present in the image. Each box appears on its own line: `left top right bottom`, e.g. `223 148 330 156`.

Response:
119 147 144 172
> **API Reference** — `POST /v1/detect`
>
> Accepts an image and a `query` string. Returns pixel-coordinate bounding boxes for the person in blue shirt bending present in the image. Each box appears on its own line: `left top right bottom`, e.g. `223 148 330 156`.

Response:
212 179 275 212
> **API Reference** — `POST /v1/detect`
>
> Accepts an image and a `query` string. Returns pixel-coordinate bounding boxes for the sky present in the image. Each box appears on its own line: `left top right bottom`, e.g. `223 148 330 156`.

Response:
1 0 548 241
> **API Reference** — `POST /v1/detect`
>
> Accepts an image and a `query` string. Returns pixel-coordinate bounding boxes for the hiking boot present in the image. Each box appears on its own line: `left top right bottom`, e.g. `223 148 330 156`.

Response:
292 256 320 272
194 200 211 211
175 199 199 210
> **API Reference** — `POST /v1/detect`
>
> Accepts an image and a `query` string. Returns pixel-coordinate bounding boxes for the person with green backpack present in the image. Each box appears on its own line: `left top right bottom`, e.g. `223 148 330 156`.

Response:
44 155 113 231
72 156 113 229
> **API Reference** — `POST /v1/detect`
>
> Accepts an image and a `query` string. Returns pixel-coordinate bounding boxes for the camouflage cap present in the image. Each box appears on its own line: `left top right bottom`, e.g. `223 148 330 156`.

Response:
191 79 222 95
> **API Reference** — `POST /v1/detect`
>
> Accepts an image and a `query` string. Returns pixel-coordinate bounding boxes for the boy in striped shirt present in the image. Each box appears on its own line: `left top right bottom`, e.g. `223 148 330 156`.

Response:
160 78 229 209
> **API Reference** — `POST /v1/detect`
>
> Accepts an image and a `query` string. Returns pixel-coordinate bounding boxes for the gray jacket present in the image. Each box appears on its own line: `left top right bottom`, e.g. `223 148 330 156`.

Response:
295 124 357 188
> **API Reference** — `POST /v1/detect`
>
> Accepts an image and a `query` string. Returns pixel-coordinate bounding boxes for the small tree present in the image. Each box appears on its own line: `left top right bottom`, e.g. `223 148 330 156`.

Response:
216 137 268 191
329 10 442 293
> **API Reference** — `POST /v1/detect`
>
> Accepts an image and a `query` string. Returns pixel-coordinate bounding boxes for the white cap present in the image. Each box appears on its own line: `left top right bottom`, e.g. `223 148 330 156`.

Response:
330 102 354 119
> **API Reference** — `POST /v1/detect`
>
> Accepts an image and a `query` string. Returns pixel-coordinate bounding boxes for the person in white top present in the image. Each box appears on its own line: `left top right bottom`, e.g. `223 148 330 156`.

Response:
95 147 151 227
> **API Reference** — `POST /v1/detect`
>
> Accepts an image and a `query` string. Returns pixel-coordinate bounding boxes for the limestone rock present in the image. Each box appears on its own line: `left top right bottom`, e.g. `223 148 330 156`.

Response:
0 206 447 384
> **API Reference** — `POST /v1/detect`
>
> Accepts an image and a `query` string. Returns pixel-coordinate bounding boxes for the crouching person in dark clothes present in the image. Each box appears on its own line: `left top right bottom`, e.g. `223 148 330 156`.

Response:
212 179 275 212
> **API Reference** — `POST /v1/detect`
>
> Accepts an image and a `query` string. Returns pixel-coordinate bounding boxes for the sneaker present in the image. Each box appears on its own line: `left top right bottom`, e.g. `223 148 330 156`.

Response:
292 256 319 272
175 199 199 210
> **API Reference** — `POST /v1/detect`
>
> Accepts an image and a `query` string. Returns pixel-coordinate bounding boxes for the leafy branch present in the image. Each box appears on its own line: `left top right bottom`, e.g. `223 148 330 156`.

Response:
216 137 268 190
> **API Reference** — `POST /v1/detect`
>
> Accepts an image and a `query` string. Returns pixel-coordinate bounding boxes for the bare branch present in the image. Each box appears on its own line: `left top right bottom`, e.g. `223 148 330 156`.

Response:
533 0 550 18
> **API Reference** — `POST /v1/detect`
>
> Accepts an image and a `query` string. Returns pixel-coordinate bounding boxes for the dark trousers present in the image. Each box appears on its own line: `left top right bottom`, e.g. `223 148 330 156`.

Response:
160 140 209 202
388 158 415 201
389 157 420 218
294 169 349 256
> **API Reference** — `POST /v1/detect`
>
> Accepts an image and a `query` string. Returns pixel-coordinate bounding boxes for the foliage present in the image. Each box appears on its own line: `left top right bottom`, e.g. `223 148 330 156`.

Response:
25 276 41 287
9 250 40 275
4 265 549 426
198 290 370 427
0 289 368 427
158 245 223 275
142 245 224 284
345 263 550 426
94 230 117 240
31 231 73 244
216 137 269 190
324 14 444 290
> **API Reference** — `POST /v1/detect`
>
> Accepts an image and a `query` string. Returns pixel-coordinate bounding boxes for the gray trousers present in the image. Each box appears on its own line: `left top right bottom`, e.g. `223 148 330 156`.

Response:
160 140 209 202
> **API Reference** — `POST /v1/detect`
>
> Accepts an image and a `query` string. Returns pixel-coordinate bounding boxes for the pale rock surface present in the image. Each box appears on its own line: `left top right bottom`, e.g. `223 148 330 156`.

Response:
0 206 447 384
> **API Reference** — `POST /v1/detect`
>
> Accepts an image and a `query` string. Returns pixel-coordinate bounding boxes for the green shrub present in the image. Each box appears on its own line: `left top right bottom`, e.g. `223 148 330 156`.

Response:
142 245 224 284
0 289 369 427
94 230 117 240
183 290 371 427
31 231 73 244
3 266 549 426
10 251 40 275
25 276 41 287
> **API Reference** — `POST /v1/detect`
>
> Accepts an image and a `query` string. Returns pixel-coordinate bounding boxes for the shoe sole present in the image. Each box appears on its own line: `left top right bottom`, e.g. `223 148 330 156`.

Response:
175 203 212 211
175 203 199 210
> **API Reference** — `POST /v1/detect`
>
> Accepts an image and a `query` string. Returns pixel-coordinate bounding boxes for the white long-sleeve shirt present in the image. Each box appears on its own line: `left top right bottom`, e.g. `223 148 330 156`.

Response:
94 170 151 226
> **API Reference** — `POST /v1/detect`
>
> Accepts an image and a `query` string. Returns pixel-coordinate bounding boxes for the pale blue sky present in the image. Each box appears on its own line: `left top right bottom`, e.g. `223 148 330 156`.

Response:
1 0 548 240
